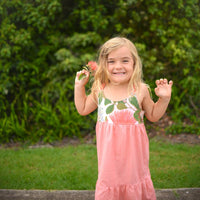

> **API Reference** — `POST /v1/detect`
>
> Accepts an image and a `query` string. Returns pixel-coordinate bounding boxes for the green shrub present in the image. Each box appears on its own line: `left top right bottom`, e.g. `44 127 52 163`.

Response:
0 0 199 143
166 122 200 135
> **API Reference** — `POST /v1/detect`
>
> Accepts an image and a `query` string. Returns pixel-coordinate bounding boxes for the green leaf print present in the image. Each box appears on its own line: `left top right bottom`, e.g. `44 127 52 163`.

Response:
134 109 142 123
117 102 127 110
106 104 114 114
105 98 112 105
129 96 140 109
98 93 103 104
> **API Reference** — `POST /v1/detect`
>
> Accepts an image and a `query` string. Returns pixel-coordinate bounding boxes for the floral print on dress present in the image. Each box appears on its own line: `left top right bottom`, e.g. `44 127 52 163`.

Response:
110 110 137 124
98 91 144 124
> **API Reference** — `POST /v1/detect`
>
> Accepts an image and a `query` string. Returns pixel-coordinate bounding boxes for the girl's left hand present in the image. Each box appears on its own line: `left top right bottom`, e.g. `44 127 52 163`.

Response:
154 78 173 100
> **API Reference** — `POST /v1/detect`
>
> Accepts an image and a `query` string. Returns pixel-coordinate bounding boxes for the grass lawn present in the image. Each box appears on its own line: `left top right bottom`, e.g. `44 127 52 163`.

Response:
150 140 200 189
0 140 199 190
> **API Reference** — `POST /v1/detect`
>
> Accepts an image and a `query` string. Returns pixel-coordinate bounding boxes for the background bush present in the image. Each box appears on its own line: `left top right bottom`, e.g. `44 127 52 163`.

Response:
0 0 199 143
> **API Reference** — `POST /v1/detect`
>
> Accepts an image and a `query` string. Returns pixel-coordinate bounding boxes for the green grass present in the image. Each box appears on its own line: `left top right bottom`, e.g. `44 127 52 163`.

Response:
0 145 98 190
150 140 200 189
0 140 199 190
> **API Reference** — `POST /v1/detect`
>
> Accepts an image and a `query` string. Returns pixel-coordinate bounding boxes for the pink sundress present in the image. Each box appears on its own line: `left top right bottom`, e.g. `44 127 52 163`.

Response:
95 92 156 200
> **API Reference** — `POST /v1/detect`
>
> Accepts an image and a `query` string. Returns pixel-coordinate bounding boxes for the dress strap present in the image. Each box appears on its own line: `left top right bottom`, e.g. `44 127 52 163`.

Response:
130 86 136 97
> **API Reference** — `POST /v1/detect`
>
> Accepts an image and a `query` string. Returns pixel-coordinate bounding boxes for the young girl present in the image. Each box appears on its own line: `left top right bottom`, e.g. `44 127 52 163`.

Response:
74 37 173 200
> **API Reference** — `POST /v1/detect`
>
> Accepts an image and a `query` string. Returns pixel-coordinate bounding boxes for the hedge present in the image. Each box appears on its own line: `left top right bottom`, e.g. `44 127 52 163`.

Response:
0 0 199 143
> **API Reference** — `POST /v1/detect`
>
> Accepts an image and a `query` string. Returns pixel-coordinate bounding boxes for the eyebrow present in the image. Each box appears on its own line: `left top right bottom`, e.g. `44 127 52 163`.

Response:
107 56 131 60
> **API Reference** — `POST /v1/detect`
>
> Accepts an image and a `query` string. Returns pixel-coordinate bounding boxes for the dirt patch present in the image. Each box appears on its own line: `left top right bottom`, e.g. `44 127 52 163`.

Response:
147 114 200 145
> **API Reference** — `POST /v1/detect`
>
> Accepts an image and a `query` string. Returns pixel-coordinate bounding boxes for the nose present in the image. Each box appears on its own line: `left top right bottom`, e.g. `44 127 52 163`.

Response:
115 61 122 69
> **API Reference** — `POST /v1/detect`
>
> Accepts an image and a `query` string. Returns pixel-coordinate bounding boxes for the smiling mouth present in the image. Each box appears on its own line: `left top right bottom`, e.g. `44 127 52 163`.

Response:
113 72 126 75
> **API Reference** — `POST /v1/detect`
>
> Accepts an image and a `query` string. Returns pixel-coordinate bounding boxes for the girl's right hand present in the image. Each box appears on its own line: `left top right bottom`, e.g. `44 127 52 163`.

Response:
75 69 90 86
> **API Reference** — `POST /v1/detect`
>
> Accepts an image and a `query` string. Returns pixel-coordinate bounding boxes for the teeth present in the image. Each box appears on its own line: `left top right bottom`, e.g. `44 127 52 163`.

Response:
114 72 125 74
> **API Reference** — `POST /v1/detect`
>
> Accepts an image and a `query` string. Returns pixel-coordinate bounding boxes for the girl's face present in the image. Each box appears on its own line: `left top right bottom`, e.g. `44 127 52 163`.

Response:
107 46 134 86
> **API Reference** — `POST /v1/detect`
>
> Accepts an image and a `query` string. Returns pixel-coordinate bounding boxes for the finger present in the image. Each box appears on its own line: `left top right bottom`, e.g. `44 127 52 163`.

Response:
163 78 168 84
76 70 85 80
82 69 90 75
169 80 173 87
156 80 160 86
75 72 81 81
154 87 159 95
83 70 90 78
76 70 83 76
79 70 90 81
77 70 88 77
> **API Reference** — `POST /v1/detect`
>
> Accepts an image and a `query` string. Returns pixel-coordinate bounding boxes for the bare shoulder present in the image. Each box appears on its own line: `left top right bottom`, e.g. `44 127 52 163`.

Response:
140 83 150 98
137 83 153 110
135 83 150 108
93 90 99 104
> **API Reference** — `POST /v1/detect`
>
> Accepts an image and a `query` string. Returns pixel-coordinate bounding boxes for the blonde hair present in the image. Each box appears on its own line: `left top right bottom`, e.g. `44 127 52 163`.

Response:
91 37 144 99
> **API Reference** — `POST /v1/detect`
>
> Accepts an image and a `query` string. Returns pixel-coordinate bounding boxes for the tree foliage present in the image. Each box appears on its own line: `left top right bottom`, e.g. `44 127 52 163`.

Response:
0 0 199 143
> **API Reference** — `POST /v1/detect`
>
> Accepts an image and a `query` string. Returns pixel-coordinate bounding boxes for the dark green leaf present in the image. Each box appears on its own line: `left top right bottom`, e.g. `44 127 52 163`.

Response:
106 104 114 114
129 96 140 109
105 98 112 105
134 110 141 123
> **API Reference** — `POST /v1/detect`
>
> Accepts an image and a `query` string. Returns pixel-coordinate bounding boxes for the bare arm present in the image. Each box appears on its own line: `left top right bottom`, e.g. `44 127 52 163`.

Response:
74 70 97 115
142 79 173 122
